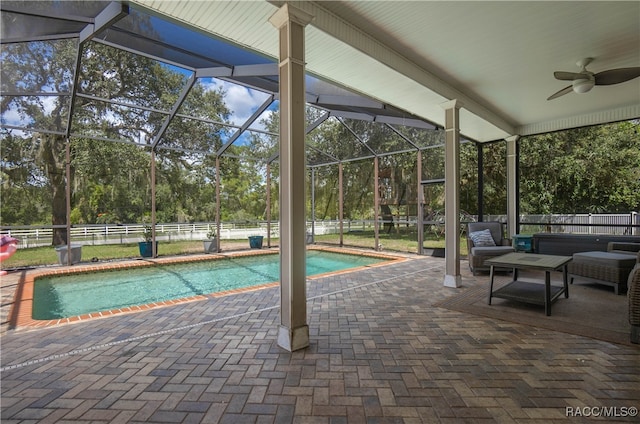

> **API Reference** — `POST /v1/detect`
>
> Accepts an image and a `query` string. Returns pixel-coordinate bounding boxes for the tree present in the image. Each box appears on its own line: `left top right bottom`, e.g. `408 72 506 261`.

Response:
519 121 640 214
3 33 638 241
1 33 231 242
1 39 77 244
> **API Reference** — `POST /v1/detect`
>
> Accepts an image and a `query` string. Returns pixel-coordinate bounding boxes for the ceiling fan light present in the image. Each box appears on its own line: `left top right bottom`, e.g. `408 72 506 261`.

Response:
572 77 595 94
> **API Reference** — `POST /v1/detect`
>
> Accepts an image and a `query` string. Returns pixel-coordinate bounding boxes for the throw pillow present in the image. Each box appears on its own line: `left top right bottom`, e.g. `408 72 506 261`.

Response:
469 229 496 247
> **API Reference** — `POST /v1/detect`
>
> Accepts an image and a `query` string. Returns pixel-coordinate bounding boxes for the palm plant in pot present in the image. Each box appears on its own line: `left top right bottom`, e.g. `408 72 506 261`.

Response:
203 228 218 253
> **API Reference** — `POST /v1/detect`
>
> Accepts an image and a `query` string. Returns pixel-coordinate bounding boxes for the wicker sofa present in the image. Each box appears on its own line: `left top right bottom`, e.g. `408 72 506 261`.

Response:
628 251 640 344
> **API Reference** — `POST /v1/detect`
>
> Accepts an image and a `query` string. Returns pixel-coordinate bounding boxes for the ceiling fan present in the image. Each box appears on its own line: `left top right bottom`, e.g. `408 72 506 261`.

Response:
547 58 640 100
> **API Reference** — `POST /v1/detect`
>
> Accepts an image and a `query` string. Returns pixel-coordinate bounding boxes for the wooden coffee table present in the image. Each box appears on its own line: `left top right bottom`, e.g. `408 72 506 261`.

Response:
485 252 572 316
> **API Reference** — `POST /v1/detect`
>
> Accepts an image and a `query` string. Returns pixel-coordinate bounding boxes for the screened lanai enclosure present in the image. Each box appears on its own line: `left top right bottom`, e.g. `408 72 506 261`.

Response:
1 1 481 257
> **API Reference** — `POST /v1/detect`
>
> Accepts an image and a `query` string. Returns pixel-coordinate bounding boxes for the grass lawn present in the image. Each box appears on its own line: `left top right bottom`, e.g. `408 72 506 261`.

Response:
1 231 468 270
2 241 205 269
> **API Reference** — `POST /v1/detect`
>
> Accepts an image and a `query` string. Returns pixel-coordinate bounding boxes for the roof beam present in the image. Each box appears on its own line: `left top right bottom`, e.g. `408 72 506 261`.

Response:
316 94 383 109
375 115 436 130
329 110 374 121
197 63 278 79
64 41 83 139
232 63 279 77
196 67 232 78
80 2 129 43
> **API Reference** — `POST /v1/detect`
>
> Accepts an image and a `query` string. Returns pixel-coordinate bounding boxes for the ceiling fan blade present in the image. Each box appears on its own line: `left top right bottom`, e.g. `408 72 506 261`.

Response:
594 67 640 85
554 71 584 81
547 85 573 101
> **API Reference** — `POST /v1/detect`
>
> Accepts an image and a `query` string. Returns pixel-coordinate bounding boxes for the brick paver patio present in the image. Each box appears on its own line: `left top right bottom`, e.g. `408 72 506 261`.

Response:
1 250 639 423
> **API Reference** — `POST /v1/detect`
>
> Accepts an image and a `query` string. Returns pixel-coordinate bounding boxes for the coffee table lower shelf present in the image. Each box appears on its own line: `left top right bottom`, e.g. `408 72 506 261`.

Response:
486 252 572 316
491 280 566 307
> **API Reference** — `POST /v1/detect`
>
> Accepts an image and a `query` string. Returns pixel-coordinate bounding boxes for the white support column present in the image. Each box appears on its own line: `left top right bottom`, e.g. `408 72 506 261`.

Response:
269 4 313 352
506 136 519 238
442 100 462 288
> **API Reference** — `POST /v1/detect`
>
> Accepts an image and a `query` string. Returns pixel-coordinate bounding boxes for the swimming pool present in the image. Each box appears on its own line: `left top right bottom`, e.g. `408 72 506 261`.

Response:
32 249 395 320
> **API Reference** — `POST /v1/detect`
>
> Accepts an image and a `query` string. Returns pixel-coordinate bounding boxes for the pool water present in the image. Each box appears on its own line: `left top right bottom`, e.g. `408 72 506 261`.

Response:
32 250 389 320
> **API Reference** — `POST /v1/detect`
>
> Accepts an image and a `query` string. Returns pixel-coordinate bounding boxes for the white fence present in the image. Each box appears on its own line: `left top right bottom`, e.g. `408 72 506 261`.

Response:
1 213 638 249
515 212 639 235
0 221 340 249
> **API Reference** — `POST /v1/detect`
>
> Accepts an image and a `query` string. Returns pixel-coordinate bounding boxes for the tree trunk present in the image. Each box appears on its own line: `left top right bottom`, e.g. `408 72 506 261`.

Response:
51 170 67 246
39 134 68 246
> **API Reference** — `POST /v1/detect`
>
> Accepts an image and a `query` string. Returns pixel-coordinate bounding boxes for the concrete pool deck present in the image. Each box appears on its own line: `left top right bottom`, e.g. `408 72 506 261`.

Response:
1 247 639 422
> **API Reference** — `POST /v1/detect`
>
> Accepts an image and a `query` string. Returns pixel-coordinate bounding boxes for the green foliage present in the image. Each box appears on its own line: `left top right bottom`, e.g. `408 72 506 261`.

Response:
520 121 640 214
1 36 638 236
141 225 153 242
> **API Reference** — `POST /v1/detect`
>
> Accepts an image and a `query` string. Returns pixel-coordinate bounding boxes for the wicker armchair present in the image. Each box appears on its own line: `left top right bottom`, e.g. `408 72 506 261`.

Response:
466 222 514 275
628 251 640 344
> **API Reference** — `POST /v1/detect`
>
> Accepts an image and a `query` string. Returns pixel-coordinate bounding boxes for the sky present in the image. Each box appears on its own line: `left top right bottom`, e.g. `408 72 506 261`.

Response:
203 78 274 130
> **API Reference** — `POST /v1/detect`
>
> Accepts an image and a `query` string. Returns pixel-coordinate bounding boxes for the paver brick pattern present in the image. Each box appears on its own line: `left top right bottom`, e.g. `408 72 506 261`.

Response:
1 253 639 423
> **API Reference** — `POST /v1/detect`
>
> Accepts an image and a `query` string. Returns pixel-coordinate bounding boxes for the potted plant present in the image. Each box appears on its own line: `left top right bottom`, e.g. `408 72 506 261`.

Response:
248 234 264 249
203 228 219 253
138 224 157 258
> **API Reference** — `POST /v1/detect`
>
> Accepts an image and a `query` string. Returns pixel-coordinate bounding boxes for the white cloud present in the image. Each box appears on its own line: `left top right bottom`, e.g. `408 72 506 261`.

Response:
202 79 272 130
1 95 59 129
1 107 24 127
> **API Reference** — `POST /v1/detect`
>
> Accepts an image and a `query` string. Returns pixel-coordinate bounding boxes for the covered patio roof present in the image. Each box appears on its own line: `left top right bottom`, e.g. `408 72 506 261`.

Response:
4 1 638 151
1 0 441 167
134 0 640 142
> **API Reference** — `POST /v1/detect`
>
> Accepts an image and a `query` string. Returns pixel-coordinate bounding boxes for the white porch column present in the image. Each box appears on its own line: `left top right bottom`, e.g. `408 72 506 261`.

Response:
506 136 519 238
442 100 462 288
269 4 313 352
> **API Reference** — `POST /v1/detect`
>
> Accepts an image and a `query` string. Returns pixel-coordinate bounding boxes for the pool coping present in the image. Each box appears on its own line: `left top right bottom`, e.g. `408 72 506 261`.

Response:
9 246 406 330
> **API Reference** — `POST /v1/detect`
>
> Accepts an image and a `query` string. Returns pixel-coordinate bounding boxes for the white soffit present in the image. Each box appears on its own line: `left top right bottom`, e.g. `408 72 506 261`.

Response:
308 0 640 138
297 1 513 140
